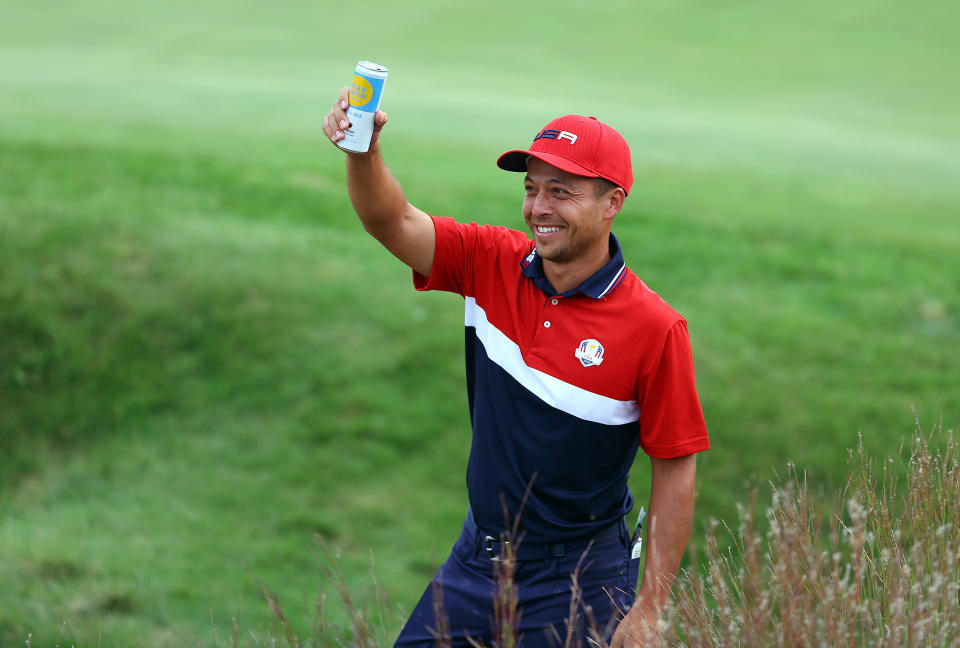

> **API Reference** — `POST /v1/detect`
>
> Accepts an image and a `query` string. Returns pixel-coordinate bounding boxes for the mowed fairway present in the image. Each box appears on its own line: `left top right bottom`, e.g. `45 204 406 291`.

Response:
1 0 958 645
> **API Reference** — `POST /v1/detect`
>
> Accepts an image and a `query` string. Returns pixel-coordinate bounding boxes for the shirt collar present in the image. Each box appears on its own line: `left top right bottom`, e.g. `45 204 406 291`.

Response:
520 233 627 299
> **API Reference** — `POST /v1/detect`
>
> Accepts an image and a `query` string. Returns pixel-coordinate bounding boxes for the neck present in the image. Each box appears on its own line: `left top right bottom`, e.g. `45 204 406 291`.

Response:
542 247 612 294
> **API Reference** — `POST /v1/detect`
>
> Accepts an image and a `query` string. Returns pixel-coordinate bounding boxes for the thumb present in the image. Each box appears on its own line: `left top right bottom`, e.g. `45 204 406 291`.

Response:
370 110 389 146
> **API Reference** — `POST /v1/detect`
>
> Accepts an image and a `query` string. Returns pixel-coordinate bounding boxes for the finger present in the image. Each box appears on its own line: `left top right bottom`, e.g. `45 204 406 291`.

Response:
368 110 389 147
330 87 352 130
332 103 350 133
322 111 344 144
324 87 355 145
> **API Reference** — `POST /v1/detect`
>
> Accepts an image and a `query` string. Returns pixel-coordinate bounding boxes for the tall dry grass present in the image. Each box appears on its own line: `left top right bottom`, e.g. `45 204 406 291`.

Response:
666 421 959 647
244 421 958 647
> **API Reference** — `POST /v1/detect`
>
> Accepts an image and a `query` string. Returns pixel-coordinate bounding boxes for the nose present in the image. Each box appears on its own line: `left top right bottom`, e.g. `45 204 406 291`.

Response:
529 189 551 216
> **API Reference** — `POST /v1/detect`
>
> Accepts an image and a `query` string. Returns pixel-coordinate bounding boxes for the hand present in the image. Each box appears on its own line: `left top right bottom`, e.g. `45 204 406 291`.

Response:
609 603 659 648
321 87 389 151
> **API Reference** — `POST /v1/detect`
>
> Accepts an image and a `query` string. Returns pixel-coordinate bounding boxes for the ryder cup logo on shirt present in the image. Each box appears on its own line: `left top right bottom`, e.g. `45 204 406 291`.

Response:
575 339 605 367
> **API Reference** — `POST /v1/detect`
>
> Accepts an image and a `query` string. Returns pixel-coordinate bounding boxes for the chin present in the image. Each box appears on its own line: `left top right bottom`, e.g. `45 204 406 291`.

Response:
538 247 572 263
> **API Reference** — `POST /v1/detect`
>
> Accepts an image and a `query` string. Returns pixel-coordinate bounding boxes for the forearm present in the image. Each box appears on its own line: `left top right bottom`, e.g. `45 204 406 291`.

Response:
634 455 698 626
345 144 410 238
611 455 697 647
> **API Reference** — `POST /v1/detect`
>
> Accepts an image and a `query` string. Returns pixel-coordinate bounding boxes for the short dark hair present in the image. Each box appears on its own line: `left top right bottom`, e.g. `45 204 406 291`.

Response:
593 177 619 196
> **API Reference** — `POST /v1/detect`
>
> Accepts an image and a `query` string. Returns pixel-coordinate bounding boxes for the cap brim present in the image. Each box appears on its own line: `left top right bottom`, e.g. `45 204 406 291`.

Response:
496 150 600 179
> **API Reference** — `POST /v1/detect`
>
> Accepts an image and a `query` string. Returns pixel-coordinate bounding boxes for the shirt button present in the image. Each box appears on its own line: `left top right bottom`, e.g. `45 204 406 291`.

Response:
551 298 559 305
543 321 551 328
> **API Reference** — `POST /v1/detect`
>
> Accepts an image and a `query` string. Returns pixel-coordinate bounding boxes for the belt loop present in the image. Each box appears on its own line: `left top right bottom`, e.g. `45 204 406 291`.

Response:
484 535 503 562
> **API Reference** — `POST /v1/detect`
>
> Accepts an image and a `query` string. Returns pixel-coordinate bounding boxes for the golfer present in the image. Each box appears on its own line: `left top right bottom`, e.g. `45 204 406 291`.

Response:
323 88 710 648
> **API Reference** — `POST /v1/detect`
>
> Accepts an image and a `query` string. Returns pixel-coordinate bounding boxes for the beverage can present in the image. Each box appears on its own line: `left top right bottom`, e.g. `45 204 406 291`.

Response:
337 61 388 153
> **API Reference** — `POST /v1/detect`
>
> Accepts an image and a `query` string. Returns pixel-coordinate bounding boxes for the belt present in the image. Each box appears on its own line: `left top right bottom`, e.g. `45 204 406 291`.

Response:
467 513 622 562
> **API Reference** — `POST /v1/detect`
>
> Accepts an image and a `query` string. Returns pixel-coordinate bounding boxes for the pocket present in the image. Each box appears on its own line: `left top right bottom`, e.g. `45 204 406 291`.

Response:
554 540 633 636
555 536 629 584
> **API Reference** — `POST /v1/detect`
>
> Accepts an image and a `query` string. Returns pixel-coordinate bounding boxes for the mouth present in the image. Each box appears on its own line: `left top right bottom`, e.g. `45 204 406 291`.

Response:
534 225 565 236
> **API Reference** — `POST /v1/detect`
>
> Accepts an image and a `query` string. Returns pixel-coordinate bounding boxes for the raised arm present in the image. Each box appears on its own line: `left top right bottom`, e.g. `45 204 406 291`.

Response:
611 453 697 647
322 87 435 276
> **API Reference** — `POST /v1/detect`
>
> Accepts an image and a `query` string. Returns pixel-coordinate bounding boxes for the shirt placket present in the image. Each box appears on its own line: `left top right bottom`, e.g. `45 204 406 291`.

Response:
530 295 564 359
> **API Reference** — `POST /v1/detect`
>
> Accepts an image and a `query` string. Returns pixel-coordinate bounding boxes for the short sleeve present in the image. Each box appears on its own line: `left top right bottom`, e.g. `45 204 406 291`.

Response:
637 319 710 458
413 216 530 297
412 216 477 296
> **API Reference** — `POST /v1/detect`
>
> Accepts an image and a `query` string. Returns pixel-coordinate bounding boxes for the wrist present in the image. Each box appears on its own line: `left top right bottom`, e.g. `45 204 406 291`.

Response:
345 144 381 161
628 593 665 627
619 601 663 646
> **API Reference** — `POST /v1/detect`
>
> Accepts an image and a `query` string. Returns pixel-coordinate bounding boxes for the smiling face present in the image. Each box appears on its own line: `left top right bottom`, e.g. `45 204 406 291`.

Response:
522 158 623 271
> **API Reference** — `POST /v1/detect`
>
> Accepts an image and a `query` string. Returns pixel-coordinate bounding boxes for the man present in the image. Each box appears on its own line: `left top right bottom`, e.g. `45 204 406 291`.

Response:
322 88 709 647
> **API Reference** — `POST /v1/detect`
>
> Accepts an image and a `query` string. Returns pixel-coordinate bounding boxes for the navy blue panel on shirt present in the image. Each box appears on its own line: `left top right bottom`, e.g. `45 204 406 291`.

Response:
464 330 639 543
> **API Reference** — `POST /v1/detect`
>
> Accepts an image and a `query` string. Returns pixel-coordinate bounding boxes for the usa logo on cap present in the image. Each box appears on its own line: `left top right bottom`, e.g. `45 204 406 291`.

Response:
575 338 605 367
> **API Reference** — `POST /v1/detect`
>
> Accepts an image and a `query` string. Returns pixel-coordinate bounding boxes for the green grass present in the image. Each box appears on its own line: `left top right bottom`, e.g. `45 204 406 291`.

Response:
1 0 958 645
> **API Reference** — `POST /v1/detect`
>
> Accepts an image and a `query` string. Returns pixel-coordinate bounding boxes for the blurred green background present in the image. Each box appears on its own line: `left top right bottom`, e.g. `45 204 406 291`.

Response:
1 0 957 645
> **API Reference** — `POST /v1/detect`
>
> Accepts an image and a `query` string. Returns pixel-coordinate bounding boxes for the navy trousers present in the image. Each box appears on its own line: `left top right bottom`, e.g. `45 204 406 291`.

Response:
394 512 640 648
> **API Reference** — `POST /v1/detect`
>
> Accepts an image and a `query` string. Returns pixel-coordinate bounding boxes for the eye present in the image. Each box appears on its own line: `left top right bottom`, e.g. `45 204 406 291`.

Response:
552 187 569 197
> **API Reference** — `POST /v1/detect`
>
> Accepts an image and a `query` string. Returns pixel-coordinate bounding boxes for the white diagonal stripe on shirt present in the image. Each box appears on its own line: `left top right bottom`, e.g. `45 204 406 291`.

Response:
464 297 640 425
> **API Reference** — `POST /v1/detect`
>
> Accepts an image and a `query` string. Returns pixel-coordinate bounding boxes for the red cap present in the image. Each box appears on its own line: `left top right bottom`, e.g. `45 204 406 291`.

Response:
497 115 633 195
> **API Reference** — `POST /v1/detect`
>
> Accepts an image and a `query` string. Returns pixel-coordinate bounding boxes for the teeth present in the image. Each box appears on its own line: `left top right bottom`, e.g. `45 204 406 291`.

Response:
537 226 562 233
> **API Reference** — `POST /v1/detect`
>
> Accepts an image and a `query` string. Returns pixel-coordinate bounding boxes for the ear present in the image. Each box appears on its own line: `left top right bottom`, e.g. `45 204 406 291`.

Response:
603 187 626 222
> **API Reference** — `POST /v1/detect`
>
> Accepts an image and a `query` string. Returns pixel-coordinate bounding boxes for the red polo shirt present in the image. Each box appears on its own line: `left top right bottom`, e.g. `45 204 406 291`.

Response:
414 216 709 541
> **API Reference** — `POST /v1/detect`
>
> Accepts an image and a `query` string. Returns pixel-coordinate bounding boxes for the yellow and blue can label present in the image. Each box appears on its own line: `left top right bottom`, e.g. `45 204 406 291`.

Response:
349 72 385 113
